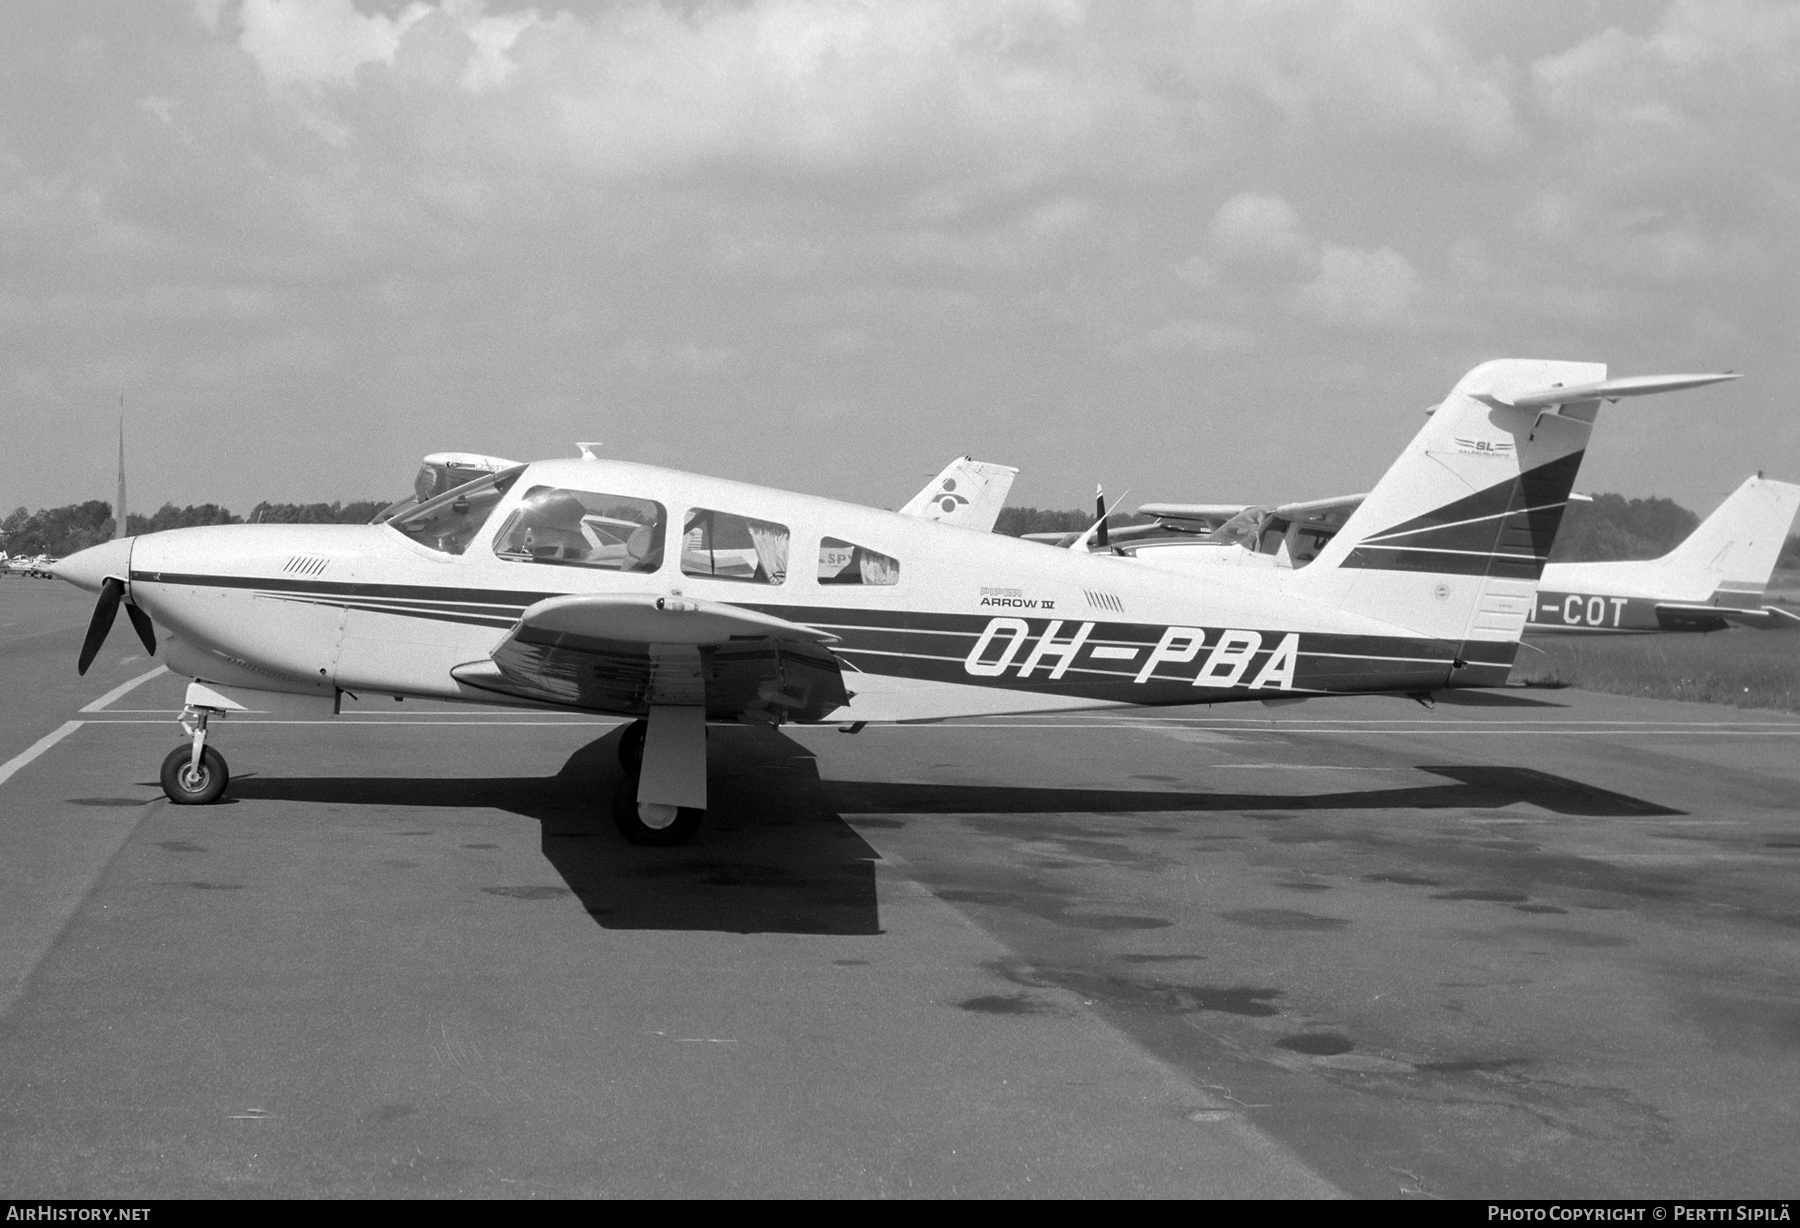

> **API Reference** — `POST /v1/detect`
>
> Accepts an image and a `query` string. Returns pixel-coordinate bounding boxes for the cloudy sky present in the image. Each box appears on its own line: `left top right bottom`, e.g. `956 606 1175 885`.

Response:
4 0 1797 520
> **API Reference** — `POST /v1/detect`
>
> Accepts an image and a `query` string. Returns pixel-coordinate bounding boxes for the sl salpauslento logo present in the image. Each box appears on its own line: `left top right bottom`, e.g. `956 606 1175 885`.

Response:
1454 436 1516 457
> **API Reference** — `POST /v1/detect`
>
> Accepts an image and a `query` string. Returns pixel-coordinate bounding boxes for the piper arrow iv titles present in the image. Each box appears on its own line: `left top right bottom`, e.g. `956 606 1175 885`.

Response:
51 359 1726 846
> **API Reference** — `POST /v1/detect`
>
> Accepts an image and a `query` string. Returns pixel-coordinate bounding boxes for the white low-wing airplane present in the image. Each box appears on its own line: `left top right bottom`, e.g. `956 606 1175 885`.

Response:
51 359 1713 845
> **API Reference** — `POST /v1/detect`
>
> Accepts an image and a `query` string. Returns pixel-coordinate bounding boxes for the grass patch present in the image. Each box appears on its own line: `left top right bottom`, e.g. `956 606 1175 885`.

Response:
1509 628 1800 713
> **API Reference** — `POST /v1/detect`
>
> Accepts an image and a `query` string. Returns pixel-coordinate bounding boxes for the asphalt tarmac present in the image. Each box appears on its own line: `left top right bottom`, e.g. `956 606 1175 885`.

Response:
2 581 1797 1199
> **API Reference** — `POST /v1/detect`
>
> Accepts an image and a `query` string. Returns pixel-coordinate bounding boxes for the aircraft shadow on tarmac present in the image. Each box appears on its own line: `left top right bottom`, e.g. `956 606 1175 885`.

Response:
1425 686 1570 708
817 764 1683 819
230 725 888 938
229 726 1679 937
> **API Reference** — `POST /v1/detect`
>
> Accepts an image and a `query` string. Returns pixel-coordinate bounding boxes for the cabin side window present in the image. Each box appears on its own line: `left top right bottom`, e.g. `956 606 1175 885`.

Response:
492 487 666 572
681 508 788 585
817 536 899 586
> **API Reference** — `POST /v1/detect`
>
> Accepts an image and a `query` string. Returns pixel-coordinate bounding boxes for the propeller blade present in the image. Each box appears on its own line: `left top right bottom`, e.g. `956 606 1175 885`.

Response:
77 576 124 676
124 600 156 656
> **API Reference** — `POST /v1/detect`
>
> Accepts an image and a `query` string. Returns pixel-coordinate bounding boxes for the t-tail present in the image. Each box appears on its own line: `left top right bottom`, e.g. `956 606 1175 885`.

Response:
1287 360 1741 684
1655 474 1800 608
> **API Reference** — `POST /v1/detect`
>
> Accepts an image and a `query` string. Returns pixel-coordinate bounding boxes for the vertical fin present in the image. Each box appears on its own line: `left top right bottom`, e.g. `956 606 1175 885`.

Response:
1655 475 1800 598
899 456 1020 532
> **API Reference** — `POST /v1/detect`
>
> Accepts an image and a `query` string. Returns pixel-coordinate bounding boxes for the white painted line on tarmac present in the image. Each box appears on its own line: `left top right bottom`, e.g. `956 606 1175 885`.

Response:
80 718 622 727
984 715 1800 728
1207 764 1417 771
0 721 84 787
812 722 1800 736
78 665 170 713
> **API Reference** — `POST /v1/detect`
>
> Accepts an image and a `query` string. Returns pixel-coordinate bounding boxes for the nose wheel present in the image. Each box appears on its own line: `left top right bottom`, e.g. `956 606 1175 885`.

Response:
161 704 230 805
160 744 229 805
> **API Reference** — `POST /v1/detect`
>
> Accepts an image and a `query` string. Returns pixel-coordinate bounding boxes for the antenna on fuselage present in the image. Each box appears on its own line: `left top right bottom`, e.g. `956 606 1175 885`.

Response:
577 442 603 460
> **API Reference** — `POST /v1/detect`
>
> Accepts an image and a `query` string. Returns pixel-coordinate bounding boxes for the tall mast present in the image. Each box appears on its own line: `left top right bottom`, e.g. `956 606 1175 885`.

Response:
115 395 127 540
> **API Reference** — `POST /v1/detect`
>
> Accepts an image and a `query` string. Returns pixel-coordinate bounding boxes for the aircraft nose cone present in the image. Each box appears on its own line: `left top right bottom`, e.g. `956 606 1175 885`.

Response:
50 537 134 594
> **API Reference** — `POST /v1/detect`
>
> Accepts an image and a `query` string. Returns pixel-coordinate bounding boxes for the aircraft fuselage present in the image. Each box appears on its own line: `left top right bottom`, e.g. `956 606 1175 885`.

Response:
119 456 1504 724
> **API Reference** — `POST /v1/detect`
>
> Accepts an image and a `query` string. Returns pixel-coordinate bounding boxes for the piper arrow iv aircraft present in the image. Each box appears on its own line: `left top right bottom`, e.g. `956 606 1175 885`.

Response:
51 359 1725 845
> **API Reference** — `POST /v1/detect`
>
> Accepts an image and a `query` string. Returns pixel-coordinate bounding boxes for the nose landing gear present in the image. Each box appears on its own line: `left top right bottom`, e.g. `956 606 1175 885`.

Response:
161 704 229 804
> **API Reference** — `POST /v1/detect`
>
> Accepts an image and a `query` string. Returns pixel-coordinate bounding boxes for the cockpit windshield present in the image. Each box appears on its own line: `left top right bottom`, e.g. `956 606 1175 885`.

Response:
371 454 523 525
386 465 527 555
1202 507 1268 550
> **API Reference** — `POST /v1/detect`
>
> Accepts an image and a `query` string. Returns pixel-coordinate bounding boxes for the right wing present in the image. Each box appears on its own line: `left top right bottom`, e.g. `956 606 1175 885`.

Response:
451 594 848 722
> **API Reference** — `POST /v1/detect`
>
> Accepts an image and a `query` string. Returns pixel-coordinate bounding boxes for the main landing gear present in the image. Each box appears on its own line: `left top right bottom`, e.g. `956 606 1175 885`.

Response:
611 708 707 846
160 704 229 804
611 775 703 845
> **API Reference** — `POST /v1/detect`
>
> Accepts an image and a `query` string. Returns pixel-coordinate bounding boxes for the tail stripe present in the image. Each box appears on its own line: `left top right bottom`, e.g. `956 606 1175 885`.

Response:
1340 452 1583 583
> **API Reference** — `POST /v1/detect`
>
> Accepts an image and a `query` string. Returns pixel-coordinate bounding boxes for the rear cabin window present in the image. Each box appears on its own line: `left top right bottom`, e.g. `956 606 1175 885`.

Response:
817 537 899 586
492 487 666 572
681 508 788 584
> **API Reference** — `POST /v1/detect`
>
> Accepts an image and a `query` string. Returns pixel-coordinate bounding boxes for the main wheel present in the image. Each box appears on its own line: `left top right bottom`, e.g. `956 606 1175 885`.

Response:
160 744 229 805
617 719 648 771
611 774 702 846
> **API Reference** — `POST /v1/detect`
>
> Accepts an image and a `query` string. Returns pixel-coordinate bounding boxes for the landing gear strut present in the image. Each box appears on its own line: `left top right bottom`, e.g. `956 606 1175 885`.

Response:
617 718 647 771
161 705 230 804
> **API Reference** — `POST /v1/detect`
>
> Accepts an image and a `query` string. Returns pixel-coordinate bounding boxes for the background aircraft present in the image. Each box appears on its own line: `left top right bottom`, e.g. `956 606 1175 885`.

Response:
897 456 1018 533
50 359 1721 846
1054 469 1796 634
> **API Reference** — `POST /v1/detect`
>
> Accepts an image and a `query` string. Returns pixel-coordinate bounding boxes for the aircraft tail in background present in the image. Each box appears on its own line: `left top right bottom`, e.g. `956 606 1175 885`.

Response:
899 456 1019 533
1657 475 1800 595
1532 473 1799 633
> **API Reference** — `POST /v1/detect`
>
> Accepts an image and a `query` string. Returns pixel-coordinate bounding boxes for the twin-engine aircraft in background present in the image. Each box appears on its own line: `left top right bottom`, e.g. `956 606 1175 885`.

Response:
52 360 1735 845
1072 469 1796 634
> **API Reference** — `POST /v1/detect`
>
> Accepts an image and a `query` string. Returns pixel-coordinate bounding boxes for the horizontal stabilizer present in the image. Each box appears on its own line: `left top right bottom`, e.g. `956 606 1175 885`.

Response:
1656 602 1800 631
1497 372 1739 411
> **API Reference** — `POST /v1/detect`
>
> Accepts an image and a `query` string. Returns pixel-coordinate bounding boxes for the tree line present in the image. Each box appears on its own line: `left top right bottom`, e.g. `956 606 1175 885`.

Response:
5 492 1798 568
1 500 386 557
